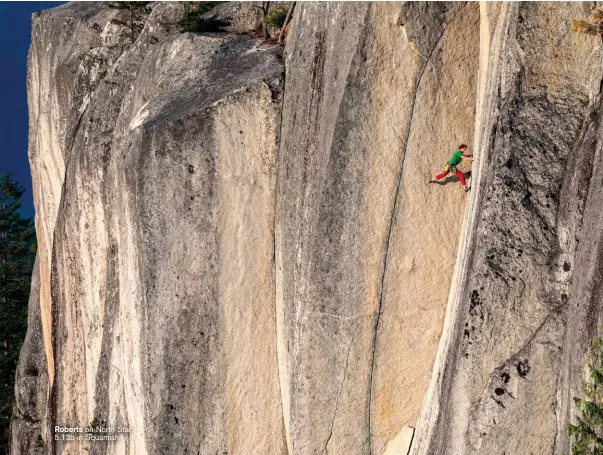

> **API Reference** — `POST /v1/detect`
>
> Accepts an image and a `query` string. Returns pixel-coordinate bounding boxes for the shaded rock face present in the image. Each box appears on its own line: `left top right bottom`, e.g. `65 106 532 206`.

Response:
11 258 47 455
11 2 603 455
18 3 284 455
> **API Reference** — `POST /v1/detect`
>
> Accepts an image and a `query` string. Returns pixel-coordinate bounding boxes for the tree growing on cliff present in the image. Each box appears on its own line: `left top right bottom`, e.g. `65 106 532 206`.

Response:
108 1 152 43
259 2 295 42
0 173 36 453
258 2 271 40
566 336 603 454
277 2 295 44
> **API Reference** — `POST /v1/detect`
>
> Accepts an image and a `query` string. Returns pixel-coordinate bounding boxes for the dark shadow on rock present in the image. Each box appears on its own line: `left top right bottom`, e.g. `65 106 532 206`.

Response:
204 17 232 32
432 170 472 186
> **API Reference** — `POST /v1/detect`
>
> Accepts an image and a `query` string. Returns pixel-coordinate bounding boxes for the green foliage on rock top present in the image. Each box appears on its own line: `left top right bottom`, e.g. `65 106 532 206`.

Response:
0 173 36 453
261 4 289 30
177 2 225 33
567 336 603 454
108 1 150 10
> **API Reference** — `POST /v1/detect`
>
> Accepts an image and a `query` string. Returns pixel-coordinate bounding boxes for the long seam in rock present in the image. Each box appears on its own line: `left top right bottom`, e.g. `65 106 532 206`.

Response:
284 6 371 453
366 4 467 453
47 87 92 450
553 94 603 454
48 140 77 455
322 323 361 455
273 57 290 455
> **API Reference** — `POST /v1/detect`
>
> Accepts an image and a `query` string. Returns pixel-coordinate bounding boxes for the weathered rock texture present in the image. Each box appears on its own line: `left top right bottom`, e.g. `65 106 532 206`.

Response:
17 2 284 455
11 2 603 455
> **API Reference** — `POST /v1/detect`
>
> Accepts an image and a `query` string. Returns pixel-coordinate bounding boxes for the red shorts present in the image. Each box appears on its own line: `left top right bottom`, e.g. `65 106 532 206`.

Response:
435 167 465 186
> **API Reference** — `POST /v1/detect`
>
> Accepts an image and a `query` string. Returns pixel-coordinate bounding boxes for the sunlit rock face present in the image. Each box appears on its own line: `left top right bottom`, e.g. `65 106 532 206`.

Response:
12 2 603 455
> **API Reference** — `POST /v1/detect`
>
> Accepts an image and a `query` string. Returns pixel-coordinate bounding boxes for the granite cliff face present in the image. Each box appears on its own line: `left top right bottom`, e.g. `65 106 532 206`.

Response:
10 2 603 455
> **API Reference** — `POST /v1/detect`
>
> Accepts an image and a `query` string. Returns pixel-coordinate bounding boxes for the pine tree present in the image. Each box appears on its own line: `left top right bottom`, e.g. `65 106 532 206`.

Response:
0 173 36 453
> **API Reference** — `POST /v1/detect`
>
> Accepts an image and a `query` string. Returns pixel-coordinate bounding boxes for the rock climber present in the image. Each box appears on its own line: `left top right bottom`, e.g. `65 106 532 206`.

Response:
429 144 474 192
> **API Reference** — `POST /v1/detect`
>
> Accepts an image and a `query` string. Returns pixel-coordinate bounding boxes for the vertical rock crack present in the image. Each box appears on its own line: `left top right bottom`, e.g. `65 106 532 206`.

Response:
367 5 466 453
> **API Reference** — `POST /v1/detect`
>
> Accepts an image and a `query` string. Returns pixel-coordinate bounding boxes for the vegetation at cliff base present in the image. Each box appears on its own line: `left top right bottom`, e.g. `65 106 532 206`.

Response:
0 173 36 453
567 336 603 454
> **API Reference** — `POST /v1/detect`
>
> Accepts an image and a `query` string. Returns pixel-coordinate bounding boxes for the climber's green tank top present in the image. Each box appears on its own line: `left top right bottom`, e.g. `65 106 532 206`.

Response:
448 150 463 166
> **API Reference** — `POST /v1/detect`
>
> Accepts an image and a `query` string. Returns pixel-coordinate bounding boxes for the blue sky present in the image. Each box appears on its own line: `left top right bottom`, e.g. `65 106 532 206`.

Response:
0 2 65 218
